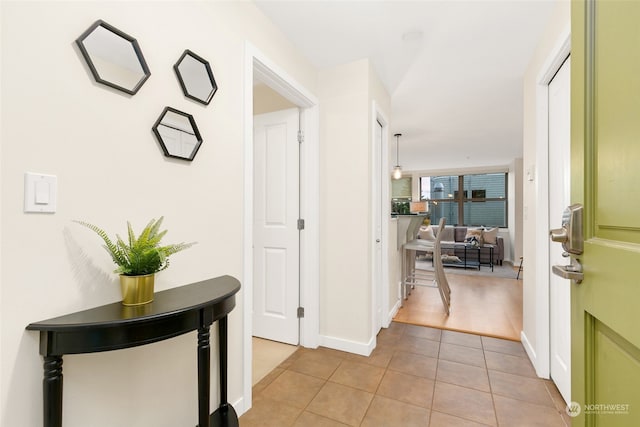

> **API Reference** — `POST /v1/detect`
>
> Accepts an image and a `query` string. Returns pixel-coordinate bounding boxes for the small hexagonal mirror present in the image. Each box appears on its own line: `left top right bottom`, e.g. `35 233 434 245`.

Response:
152 107 203 161
76 20 151 95
174 50 218 105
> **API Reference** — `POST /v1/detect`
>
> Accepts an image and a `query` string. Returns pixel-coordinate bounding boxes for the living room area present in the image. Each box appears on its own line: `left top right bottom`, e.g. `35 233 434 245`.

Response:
391 171 523 341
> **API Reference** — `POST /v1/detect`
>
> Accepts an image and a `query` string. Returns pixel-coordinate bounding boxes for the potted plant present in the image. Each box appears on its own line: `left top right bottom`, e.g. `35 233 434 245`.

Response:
75 217 195 306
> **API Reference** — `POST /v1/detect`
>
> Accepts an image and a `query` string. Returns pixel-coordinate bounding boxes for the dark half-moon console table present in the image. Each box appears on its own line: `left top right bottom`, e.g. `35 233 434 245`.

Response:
26 275 241 427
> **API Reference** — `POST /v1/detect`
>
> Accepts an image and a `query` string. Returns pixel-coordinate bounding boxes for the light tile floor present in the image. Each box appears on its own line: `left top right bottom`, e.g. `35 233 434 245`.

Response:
253 337 298 385
240 322 570 427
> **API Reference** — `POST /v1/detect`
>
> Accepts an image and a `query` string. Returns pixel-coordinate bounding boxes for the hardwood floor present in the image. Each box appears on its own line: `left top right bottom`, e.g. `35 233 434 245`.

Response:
393 271 523 341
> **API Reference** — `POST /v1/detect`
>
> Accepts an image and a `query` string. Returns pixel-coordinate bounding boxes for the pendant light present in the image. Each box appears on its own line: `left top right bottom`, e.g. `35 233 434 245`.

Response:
393 133 403 180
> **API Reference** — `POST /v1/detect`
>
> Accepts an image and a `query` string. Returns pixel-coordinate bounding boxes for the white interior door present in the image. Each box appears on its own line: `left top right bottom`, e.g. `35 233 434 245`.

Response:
373 120 383 332
548 56 571 404
253 108 299 345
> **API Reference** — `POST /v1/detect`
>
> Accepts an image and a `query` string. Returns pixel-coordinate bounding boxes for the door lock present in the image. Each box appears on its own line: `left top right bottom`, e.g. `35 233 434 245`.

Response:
550 204 585 284
549 204 583 255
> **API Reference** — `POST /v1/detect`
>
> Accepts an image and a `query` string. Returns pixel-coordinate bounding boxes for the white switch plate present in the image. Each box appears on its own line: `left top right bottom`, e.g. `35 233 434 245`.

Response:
527 165 535 182
24 172 57 213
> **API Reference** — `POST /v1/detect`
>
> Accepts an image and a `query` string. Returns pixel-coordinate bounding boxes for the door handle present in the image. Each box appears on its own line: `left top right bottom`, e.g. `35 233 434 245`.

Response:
552 259 584 284
376 239 381 243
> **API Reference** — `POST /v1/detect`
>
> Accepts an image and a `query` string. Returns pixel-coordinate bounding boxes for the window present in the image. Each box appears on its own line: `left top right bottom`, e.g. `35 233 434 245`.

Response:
391 177 412 215
420 173 507 227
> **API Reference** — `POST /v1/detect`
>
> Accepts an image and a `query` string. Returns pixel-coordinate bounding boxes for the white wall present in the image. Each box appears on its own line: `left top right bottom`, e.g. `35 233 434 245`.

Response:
0 3 3 421
0 2 315 426
509 157 524 262
253 83 296 115
521 0 571 375
318 58 390 354
387 218 401 318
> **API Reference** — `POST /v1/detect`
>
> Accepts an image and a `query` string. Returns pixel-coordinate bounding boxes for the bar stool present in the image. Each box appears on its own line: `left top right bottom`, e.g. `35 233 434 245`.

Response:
401 217 450 314
401 215 431 298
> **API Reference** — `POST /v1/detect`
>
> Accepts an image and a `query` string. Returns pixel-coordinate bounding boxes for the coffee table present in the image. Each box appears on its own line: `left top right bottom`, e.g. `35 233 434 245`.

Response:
437 243 494 271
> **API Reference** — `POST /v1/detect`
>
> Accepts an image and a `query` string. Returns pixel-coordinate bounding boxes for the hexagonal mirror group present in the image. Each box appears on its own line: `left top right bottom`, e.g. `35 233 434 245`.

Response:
77 21 218 161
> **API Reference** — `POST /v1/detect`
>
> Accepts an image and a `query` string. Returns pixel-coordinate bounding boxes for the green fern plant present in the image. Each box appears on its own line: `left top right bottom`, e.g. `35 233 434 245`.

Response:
75 217 195 276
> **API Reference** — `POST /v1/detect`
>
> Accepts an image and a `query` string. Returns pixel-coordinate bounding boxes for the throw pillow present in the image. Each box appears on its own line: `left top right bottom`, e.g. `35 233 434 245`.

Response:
418 226 436 241
439 227 455 242
454 227 468 242
483 227 499 245
465 228 484 245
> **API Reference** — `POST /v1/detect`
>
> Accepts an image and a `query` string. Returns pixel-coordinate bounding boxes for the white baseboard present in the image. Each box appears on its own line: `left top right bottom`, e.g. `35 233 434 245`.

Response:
520 330 545 377
319 333 375 356
521 330 535 361
385 299 401 327
232 395 246 417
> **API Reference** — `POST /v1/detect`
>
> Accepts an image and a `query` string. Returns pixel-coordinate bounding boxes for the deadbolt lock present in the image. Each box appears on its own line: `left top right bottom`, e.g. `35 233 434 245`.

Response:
549 204 583 256
550 204 584 284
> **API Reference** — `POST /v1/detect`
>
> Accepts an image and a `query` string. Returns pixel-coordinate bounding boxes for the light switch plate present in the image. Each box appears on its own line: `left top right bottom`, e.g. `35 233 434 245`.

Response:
24 172 57 213
527 165 536 182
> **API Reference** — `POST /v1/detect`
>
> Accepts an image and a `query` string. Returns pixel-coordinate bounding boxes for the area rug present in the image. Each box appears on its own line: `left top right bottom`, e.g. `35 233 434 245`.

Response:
414 257 518 279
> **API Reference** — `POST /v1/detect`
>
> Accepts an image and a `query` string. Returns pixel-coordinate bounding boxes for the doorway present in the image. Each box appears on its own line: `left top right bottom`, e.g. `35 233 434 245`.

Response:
547 55 571 404
372 104 390 333
530 27 570 398
242 43 319 413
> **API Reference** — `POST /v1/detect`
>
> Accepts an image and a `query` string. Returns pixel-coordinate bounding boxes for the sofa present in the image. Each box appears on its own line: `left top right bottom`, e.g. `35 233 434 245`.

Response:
418 225 504 266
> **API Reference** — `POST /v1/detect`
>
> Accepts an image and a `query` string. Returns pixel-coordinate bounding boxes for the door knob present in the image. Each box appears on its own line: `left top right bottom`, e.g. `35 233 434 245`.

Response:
550 228 568 243
549 204 583 255
376 239 381 243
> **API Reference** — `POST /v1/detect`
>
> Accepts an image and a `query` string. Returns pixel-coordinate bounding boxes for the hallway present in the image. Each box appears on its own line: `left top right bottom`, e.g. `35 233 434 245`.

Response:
240 322 569 426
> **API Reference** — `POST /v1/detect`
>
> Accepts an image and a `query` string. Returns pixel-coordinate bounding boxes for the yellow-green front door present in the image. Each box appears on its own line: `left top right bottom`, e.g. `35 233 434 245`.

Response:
571 0 640 425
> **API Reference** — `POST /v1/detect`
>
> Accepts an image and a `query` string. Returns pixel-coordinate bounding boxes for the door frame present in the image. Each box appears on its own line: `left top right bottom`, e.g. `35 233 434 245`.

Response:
547 57 572 403
242 42 320 413
371 103 391 331
527 27 571 377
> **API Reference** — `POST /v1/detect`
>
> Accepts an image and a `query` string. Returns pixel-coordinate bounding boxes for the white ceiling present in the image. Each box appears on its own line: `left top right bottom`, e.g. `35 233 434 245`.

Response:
254 0 557 171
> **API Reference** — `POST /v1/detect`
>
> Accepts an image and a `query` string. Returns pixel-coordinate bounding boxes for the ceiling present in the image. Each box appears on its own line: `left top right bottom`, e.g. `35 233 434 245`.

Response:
254 0 557 171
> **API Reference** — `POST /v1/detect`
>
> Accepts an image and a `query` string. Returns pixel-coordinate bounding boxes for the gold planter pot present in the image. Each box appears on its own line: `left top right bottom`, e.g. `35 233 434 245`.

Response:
120 273 155 306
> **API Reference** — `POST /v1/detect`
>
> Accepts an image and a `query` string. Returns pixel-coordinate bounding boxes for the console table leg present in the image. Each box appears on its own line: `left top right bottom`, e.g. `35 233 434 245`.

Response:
210 315 238 427
43 355 63 427
197 325 211 427
219 315 228 408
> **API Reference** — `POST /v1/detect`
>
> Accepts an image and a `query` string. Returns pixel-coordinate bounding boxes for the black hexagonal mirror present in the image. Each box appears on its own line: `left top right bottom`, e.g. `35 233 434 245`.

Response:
76 20 151 95
174 50 218 105
152 107 203 161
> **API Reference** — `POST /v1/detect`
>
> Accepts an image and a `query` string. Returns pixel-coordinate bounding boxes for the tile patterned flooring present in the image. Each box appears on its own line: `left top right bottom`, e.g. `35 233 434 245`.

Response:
253 337 299 385
240 323 570 427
